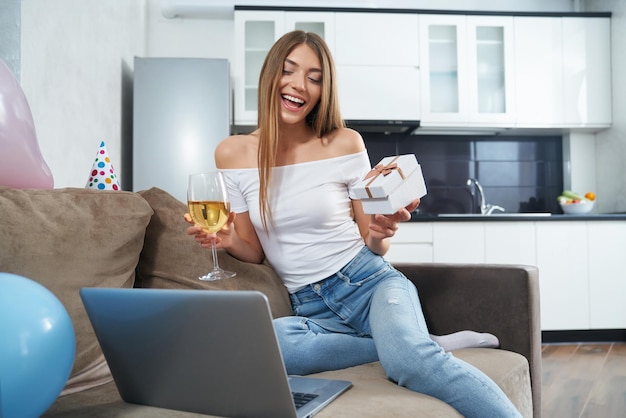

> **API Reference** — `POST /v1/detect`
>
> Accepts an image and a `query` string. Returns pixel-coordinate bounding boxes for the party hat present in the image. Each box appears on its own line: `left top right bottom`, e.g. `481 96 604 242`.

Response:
85 141 121 190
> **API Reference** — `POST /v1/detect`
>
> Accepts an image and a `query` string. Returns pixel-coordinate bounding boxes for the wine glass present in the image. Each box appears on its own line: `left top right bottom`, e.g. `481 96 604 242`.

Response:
187 172 236 281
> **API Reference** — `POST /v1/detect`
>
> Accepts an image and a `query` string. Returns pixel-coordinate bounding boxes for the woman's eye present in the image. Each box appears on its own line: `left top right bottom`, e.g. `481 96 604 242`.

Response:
308 77 321 84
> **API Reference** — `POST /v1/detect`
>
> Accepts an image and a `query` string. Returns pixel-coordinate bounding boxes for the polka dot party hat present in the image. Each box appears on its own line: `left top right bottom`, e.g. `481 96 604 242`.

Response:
85 141 121 191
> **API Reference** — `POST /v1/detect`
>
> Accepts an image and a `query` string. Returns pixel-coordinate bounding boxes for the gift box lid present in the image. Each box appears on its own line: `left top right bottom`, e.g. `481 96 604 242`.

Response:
353 154 419 199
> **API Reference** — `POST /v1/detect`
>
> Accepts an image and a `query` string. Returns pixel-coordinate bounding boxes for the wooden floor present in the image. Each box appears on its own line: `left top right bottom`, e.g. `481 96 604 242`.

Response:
541 342 626 417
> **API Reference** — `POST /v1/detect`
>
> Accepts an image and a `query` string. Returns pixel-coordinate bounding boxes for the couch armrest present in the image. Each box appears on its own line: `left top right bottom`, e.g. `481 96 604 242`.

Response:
393 263 541 417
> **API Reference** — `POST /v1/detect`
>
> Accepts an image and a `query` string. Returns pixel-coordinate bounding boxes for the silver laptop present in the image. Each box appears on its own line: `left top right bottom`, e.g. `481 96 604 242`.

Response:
80 287 352 418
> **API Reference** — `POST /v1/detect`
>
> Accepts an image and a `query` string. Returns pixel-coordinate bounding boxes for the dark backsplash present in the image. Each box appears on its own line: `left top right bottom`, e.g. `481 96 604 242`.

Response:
362 133 563 215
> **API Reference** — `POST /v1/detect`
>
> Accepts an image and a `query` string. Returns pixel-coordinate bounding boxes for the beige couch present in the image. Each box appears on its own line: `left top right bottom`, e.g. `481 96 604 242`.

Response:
0 186 542 417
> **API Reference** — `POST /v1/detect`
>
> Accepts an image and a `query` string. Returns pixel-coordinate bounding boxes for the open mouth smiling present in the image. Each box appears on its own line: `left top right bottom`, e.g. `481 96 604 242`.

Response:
282 94 305 108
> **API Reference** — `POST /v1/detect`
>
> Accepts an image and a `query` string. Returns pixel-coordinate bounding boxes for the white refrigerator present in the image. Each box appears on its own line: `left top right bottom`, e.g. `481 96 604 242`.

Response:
132 57 231 203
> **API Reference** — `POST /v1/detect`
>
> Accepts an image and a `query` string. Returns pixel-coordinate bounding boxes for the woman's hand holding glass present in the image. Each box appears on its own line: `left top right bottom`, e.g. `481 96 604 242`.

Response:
184 212 235 248
186 172 236 281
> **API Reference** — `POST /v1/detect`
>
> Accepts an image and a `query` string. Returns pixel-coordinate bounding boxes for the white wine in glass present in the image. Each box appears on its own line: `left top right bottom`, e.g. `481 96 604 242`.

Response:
187 172 236 280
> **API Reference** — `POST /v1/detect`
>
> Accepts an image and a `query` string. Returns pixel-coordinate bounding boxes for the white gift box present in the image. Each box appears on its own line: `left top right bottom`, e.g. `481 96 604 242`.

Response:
354 154 427 214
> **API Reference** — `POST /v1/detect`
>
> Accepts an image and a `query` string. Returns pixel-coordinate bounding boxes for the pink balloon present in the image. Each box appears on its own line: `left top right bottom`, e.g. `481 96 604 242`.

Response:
0 59 54 189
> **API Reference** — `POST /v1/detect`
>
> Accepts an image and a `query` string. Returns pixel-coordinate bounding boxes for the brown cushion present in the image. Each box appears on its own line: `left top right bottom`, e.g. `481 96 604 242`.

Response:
136 187 293 318
0 187 153 394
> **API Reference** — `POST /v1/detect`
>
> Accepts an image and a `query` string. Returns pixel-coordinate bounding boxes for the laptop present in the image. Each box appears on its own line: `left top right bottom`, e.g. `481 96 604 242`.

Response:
80 287 352 418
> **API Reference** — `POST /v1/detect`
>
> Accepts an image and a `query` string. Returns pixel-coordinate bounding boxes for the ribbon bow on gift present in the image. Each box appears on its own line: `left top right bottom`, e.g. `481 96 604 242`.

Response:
363 162 399 180
363 157 405 198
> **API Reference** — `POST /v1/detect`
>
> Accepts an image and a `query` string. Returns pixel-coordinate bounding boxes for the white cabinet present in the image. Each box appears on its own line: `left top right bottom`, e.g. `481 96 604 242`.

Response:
334 13 419 66
562 17 612 128
432 223 485 263
468 16 516 126
285 12 336 53
392 220 626 332
514 16 611 129
587 222 626 329
234 10 611 130
484 222 536 265
419 15 515 127
429 222 535 265
234 11 285 125
419 15 467 124
386 223 433 264
336 66 420 121
233 11 334 126
514 17 564 127
334 13 420 121
535 222 590 330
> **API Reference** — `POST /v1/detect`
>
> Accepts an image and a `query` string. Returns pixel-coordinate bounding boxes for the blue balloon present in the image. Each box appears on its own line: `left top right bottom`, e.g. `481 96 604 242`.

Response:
0 273 75 418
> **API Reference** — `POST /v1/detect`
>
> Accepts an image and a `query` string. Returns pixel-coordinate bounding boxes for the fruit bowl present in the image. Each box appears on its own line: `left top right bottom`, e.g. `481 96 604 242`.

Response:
560 200 595 215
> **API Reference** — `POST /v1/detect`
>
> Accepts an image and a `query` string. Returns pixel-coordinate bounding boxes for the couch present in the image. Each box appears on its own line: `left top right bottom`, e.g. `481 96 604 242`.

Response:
0 186 542 417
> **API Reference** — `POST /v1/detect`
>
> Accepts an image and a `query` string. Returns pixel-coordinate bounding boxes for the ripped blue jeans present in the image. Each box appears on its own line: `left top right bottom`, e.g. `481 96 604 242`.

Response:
273 245 521 418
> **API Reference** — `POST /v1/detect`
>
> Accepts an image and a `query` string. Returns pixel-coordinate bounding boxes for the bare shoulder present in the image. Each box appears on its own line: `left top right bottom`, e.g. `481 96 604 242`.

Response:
325 127 365 156
215 132 259 169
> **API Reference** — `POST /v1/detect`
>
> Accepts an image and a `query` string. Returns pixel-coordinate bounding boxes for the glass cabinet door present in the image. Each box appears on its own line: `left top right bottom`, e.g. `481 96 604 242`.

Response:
234 11 285 125
467 16 515 124
234 11 333 126
428 24 461 113
420 15 514 126
475 26 505 113
419 15 469 124
285 12 335 55
243 20 278 112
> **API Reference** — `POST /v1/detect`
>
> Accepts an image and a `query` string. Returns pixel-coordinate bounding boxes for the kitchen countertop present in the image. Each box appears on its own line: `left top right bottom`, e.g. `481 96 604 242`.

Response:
409 213 626 222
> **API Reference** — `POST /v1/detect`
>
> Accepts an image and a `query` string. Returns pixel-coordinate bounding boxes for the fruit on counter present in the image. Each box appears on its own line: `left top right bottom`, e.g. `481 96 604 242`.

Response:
562 190 585 200
557 190 596 204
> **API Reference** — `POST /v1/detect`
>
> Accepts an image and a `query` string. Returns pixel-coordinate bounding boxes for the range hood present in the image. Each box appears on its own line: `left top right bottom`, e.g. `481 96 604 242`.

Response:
345 120 420 135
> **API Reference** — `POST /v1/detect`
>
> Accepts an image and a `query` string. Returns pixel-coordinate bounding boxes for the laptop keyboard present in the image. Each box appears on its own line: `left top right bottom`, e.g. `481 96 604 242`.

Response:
292 392 319 409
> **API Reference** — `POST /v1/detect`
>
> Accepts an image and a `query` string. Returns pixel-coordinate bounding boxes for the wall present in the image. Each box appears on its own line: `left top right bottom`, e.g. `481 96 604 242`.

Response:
585 0 626 213
0 0 21 79
20 0 146 189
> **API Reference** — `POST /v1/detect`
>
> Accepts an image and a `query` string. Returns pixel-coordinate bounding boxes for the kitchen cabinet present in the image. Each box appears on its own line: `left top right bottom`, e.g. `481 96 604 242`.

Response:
334 13 420 122
389 222 535 265
335 66 421 121
385 223 433 264
234 11 285 126
285 12 335 53
587 222 626 329
432 223 485 263
234 10 422 126
334 13 419 66
233 11 334 126
514 16 611 129
484 222 536 265
419 15 515 127
234 9 611 131
562 17 611 128
390 220 626 332
535 222 590 330
514 17 564 127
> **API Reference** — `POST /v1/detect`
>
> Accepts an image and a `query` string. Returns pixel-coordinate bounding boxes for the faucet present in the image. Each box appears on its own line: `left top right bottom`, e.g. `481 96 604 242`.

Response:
466 178 505 215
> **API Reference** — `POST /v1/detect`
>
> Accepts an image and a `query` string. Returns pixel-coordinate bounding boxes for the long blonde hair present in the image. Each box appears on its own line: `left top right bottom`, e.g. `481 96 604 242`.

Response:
256 30 345 231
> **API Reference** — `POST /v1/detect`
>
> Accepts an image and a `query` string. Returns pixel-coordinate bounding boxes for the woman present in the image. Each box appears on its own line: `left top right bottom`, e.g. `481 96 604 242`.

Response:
187 30 521 417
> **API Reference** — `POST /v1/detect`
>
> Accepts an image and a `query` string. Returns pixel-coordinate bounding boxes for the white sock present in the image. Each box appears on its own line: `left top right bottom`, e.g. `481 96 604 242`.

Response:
430 330 500 352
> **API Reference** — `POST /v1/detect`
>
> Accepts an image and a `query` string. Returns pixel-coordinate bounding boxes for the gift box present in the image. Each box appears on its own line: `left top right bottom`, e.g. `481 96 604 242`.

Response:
354 154 427 214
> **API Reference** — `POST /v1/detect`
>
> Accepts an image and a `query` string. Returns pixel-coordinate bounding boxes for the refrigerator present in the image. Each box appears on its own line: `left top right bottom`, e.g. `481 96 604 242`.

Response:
132 57 231 203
